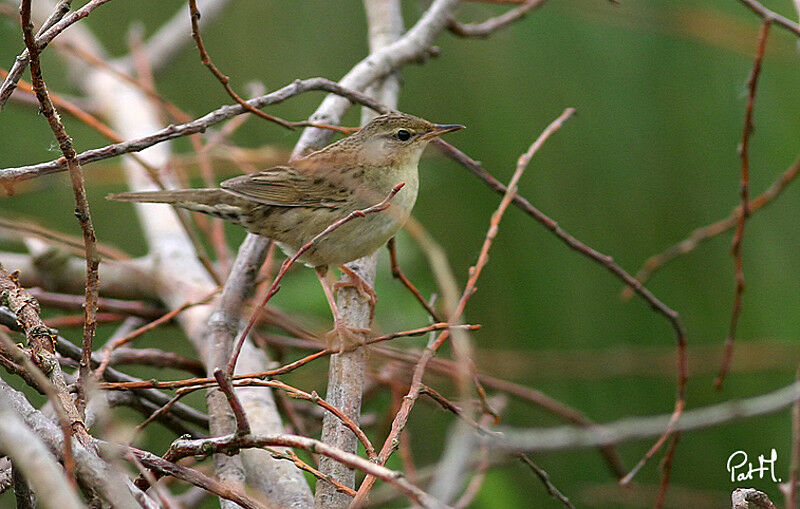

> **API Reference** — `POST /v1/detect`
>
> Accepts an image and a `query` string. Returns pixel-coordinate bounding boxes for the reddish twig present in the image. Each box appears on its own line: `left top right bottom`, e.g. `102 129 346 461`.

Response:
44 312 124 329
237 379 376 460
225 183 406 375
98 323 479 392
716 19 771 391
387 237 441 321
352 108 576 504
188 0 293 129
266 447 357 496
213 368 251 435
20 0 101 416
28 289 163 318
655 432 680 509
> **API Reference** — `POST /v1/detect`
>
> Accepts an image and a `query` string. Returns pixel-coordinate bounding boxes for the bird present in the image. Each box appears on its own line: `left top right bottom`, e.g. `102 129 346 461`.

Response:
108 111 464 349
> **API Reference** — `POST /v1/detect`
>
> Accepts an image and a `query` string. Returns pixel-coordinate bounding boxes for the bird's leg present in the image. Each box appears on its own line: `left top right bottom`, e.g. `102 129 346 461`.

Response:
335 264 378 319
315 266 370 352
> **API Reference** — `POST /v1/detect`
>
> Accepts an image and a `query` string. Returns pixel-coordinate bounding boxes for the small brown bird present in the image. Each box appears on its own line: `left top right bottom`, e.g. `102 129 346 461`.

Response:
109 112 464 349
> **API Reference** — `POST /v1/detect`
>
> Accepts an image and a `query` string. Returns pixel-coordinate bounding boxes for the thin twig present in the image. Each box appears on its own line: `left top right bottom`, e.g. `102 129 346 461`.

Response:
737 0 800 36
517 453 574 509
187 0 294 129
448 0 549 37
213 368 251 435
97 323 480 392
387 237 441 321
716 19 771 391
655 433 680 509
266 447 357 496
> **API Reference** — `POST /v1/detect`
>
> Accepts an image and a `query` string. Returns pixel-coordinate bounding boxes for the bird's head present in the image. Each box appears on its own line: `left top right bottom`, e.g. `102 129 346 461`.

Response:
333 112 464 168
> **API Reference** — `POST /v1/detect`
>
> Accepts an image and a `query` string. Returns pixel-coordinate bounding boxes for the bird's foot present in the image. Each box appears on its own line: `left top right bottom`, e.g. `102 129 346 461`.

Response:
336 265 378 310
325 321 371 353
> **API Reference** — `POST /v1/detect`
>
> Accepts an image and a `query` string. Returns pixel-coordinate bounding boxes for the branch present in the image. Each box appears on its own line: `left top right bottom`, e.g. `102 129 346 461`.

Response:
0 378 140 508
107 444 263 509
517 453 574 509
187 0 293 129
715 19 771 390
168 433 448 508
737 0 800 36
732 488 777 509
0 0 112 110
0 391 83 509
491 381 800 452
448 0 549 37
20 0 101 415
0 78 387 185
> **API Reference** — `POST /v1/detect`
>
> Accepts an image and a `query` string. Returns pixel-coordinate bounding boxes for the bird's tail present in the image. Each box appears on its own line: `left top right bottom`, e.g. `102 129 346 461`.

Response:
107 189 248 222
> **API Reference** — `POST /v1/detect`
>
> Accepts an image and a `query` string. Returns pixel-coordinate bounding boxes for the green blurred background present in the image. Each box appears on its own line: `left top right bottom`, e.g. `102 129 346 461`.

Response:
2 0 800 507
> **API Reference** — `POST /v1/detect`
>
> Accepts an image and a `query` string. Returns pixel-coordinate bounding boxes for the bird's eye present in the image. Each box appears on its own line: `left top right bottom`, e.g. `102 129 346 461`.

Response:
396 129 411 141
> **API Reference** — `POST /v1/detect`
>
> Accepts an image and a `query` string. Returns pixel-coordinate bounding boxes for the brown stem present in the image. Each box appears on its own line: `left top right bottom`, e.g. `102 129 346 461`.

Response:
20 0 101 416
715 19 771 391
387 237 441 321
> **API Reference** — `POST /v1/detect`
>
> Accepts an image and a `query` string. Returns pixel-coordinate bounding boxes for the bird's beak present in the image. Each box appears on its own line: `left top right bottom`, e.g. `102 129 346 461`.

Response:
421 123 465 140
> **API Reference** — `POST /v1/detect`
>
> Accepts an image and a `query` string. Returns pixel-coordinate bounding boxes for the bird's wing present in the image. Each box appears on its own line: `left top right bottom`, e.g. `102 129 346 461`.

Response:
220 166 349 208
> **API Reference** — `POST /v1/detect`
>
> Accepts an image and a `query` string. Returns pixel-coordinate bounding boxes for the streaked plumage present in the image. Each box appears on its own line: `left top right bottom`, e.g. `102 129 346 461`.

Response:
109 112 463 268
